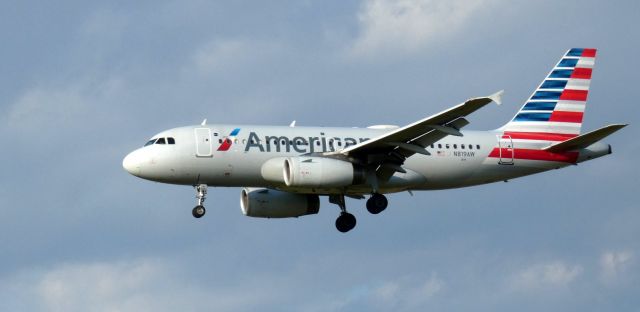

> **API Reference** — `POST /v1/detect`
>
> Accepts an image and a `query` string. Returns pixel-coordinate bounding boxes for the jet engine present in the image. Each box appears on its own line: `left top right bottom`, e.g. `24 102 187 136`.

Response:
283 156 365 188
240 188 320 218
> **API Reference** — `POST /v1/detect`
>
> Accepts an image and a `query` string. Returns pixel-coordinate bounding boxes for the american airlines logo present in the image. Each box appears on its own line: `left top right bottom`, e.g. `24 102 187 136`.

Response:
243 131 369 153
217 128 241 151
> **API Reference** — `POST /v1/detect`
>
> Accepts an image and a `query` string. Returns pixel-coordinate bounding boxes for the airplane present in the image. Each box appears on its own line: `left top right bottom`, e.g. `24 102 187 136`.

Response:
123 48 626 233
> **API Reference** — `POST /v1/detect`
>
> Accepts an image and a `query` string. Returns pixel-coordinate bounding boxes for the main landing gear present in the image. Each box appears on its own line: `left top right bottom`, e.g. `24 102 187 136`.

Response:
366 193 388 214
330 195 356 233
192 184 207 218
330 193 388 233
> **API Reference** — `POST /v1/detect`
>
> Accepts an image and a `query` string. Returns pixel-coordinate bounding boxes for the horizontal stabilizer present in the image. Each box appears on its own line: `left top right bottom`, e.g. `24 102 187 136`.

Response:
544 124 627 152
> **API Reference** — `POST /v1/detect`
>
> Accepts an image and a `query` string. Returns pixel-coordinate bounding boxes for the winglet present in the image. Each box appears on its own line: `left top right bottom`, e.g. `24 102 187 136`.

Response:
489 90 504 105
289 120 296 127
201 119 207 126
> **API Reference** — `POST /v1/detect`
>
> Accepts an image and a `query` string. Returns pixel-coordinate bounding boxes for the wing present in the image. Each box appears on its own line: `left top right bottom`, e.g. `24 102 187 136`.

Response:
333 90 504 180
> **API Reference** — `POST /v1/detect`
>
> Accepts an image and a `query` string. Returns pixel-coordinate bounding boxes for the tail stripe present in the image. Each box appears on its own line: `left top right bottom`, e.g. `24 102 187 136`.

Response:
549 111 583 123
502 48 597 136
571 68 592 79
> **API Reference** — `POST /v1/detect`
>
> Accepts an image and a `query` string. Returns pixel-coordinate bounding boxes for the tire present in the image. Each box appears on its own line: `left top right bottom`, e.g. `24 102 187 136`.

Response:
335 212 357 233
192 205 206 218
366 193 388 214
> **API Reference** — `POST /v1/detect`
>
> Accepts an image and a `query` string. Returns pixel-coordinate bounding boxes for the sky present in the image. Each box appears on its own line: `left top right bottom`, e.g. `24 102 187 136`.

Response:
0 0 638 311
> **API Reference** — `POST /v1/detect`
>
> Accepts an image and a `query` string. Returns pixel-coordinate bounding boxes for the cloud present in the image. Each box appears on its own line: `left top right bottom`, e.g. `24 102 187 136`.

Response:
348 0 499 59
600 250 633 284
191 38 283 73
509 261 583 291
0 258 287 312
4 77 124 131
351 273 444 311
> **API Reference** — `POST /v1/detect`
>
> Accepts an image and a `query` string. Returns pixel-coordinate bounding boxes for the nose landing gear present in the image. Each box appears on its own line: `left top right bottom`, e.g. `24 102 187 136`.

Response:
192 184 207 218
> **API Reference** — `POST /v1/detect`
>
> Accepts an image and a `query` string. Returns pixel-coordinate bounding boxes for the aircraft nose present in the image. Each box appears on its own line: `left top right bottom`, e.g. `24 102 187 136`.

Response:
123 150 142 176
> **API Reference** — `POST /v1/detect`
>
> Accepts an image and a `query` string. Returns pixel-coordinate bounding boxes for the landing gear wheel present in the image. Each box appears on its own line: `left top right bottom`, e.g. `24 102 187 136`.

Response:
366 193 388 214
335 212 357 233
192 205 206 218
192 184 208 218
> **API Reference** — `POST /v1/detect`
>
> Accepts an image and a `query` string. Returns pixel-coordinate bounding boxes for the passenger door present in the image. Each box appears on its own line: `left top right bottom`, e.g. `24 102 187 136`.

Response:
195 128 213 157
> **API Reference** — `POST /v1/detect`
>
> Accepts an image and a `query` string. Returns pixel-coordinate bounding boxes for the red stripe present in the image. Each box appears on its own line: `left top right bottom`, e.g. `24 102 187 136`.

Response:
582 48 597 57
560 89 588 101
503 131 577 141
488 148 578 163
217 139 232 151
571 67 592 79
549 111 584 123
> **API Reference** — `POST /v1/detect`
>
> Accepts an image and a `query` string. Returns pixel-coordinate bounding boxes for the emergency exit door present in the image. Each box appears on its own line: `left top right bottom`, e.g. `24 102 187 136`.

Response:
498 135 514 165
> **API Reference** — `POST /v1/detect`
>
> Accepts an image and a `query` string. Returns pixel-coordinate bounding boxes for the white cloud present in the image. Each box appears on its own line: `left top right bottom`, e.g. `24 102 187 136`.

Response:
368 273 444 309
600 250 633 284
192 39 282 73
348 0 498 59
4 77 123 130
37 259 165 312
0 258 285 312
510 261 583 290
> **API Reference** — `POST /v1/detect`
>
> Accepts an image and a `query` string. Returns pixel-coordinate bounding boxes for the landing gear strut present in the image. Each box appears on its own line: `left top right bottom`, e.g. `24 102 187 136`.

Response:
366 193 388 214
330 195 356 233
192 184 207 218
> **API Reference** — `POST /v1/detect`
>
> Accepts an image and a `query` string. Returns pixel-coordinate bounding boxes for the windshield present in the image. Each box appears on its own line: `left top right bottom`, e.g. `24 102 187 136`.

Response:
144 139 157 146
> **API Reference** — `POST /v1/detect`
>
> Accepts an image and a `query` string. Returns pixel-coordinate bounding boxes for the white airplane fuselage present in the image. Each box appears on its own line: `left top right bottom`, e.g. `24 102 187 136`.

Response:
123 124 610 194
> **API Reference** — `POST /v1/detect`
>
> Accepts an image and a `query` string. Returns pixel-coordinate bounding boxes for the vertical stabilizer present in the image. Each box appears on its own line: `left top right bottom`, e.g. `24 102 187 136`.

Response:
502 48 596 141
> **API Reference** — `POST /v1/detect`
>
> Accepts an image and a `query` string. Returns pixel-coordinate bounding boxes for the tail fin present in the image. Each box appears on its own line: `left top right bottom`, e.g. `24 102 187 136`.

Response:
502 48 597 140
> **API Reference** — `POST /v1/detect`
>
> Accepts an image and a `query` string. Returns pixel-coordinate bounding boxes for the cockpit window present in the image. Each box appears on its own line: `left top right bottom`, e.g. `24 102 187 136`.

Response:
168 137 175 144
156 138 166 144
144 139 157 146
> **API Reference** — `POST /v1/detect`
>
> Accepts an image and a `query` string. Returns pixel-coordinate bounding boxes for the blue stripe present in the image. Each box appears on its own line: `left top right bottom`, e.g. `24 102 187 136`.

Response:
531 91 561 100
229 128 241 136
522 102 557 111
566 48 583 57
514 113 552 122
549 69 573 78
540 80 568 89
558 58 578 68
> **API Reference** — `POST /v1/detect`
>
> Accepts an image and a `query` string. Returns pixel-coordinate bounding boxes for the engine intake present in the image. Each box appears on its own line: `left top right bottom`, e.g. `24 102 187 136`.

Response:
240 188 320 218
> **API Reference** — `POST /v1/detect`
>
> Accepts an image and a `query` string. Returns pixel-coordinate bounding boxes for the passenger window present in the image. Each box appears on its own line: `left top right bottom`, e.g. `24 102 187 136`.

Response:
430 144 434 148
453 144 457 149
446 144 450 149
476 145 480 149
438 144 442 149
156 138 166 144
461 144 465 149
218 139 223 144
168 137 175 144
145 139 156 146
469 144 473 150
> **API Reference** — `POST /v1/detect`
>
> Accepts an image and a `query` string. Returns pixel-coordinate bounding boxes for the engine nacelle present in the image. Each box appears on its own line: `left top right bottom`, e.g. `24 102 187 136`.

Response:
240 188 320 218
284 157 365 188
